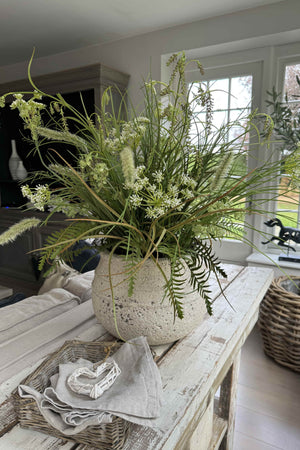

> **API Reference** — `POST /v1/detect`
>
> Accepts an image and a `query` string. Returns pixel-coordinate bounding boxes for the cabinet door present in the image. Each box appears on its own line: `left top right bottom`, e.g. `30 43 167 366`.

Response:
0 210 65 283
0 225 35 281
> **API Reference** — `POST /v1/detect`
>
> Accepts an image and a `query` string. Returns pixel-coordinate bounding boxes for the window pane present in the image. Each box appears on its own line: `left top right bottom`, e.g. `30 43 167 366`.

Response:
190 112 207 141
209 79 229 110
283 64 300 102
228 125 248 143
211 110 228 129
229 108 251 123
277 176 299 228
189 74 253 239
276 63 300 229
189 81 209 113
229 110 250 144
230 76 252 109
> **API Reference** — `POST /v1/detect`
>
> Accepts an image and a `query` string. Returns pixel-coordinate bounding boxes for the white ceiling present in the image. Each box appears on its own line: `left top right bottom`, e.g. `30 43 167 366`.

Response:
0 0 283 66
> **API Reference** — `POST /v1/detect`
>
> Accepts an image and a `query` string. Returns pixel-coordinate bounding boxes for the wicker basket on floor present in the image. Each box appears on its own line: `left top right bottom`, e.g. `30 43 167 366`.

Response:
259 276 300 372
12 340 130 449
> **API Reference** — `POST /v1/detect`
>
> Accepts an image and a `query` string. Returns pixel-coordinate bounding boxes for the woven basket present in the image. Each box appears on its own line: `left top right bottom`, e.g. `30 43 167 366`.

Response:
12 340 130 449
259 276 300 372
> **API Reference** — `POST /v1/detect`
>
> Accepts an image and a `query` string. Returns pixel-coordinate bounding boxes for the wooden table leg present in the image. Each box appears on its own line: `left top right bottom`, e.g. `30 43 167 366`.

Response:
218 350 241 450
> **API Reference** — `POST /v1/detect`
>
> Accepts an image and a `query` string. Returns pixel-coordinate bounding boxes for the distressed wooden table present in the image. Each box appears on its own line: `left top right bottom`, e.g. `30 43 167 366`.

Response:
0 265 273 450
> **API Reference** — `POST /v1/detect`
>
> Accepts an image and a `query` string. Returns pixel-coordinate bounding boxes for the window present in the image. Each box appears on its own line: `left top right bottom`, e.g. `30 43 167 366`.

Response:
180 44 300 264
276 63 300 229
185 59 262 262
189 75 253 238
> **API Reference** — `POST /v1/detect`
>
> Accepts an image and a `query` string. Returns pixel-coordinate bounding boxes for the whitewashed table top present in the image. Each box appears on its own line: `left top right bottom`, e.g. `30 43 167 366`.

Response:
0 265 274 449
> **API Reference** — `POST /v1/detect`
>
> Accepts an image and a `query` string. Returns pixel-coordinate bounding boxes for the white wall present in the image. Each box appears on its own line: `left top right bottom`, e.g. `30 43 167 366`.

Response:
0 0 300 108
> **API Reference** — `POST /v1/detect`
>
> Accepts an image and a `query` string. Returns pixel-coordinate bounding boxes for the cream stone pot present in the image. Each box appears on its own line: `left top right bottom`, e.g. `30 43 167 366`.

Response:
92 252 207 345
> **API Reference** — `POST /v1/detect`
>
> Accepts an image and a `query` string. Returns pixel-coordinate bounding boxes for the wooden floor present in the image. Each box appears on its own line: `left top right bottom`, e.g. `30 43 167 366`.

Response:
233 326 300 450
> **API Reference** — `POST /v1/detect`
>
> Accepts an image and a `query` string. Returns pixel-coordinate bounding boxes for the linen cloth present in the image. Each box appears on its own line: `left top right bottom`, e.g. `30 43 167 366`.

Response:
0 288 81 344
18 336 163 435
63 270 94 303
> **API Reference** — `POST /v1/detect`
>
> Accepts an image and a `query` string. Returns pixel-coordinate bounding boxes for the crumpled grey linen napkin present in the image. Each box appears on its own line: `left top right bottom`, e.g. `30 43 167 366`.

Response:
18 336 163 435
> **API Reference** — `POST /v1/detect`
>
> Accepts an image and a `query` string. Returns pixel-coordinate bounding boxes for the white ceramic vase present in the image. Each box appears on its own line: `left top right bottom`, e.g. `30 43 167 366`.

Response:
92 252 207 345
15 160 27 180
8 140 21 180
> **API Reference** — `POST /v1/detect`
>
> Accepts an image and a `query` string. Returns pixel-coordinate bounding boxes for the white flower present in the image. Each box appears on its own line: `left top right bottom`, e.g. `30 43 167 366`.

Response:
180 174 197 189
132 175 149 192
136 165 145 176
153 170 163 183
21 184 51 211
168 184 179 196
134 117 150 124
129 194 143 207
145 206 165 219
182 188 193 199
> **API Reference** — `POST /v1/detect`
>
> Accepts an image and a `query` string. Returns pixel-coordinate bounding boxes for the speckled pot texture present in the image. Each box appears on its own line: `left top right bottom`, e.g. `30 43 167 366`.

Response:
92 253 207 345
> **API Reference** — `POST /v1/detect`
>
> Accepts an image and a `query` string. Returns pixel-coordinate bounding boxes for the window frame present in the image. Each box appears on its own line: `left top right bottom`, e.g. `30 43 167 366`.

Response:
265 56 300 253
186 56 265 263
161 44 300 264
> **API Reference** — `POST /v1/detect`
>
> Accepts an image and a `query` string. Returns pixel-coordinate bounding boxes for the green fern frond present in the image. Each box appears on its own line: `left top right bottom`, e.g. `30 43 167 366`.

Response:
124 249 141 297
164 257 185 320
185 239 228 315
38 221 96 271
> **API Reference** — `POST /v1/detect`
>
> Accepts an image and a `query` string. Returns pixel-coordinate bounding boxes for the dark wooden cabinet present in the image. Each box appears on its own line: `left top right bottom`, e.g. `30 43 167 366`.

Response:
0 64 129 290
0 208 66 295
0 63 129 204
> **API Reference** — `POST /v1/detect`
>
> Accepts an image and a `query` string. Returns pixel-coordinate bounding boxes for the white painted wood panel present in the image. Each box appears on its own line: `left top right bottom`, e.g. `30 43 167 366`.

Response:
235 404 300 450
218 351 241 450
234 326 300 450
0 265 274 449
186 400 213 450
236 384 300 427
122 267 273 449
234 431 281 450
211 415 227 449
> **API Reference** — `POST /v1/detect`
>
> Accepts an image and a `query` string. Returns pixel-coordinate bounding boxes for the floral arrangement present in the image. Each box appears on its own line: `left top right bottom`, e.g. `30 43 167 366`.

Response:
0 53 290 319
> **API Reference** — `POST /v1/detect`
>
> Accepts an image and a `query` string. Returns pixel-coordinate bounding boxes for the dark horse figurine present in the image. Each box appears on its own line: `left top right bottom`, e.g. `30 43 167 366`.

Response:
262 218 300 252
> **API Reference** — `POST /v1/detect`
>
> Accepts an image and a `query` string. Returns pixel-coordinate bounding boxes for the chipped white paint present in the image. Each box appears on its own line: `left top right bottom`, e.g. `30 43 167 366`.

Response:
0 265 273 450
122 266 273 449
218 351 241 450
211 415 227 449
187 400 214 449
